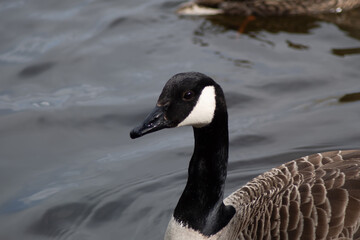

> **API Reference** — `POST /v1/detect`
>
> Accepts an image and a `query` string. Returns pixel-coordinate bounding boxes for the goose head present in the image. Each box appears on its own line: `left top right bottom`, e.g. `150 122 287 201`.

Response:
130 72 226 139
130 72 234 238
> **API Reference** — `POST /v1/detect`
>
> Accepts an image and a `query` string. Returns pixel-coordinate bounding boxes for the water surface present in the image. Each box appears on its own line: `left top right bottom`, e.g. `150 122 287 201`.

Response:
1 0 360 239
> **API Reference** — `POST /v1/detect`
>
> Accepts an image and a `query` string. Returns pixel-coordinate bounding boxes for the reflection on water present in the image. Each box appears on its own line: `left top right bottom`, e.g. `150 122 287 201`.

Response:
203 7 360 36
320 7 360 40
251 78 326 93
339 92 360 103
285 40 309 50
204 15 320 34
107 17 127 29
30 202 92 237
198 7 360 57
1 1 360 240
332 47 360 57
19 62 55 78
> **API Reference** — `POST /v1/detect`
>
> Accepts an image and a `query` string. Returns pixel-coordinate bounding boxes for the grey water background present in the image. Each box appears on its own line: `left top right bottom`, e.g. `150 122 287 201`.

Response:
0 0 360 239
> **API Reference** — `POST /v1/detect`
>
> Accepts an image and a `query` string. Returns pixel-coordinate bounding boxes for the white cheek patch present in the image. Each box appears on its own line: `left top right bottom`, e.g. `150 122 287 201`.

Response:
177 86 216 128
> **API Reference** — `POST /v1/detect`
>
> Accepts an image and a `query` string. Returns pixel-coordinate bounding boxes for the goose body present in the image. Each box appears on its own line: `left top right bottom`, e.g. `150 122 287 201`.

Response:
177 0 360 16
130 72 360 240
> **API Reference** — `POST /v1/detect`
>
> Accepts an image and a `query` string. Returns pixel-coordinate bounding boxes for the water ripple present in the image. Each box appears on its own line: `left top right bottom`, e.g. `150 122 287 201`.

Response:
0 84 107 111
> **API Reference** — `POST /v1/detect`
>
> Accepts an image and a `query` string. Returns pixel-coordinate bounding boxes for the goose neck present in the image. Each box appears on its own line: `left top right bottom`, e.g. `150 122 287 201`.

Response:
173 111 232 235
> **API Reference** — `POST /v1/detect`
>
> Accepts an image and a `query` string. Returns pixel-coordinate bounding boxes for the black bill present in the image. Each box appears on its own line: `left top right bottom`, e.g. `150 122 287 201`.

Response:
130 106 172 139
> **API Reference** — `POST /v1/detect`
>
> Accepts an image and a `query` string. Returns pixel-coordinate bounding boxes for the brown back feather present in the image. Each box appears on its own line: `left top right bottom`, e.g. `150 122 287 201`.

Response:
223 150 360 240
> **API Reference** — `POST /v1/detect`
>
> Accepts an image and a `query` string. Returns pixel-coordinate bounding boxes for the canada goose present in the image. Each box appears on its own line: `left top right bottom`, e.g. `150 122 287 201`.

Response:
177 0 360 16
130 72 360 240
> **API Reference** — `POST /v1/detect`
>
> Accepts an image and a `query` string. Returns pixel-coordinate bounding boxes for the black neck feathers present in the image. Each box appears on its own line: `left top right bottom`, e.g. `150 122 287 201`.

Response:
173 90 235 236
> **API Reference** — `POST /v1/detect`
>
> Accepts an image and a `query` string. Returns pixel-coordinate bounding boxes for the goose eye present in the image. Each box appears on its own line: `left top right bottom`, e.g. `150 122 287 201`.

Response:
182 90 195 101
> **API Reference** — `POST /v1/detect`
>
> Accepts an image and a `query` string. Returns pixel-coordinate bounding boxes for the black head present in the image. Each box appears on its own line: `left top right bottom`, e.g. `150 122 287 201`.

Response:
130 72 225 139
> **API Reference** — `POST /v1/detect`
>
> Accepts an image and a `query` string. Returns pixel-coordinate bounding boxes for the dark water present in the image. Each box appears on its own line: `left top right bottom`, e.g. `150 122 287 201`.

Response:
1 0 360 239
